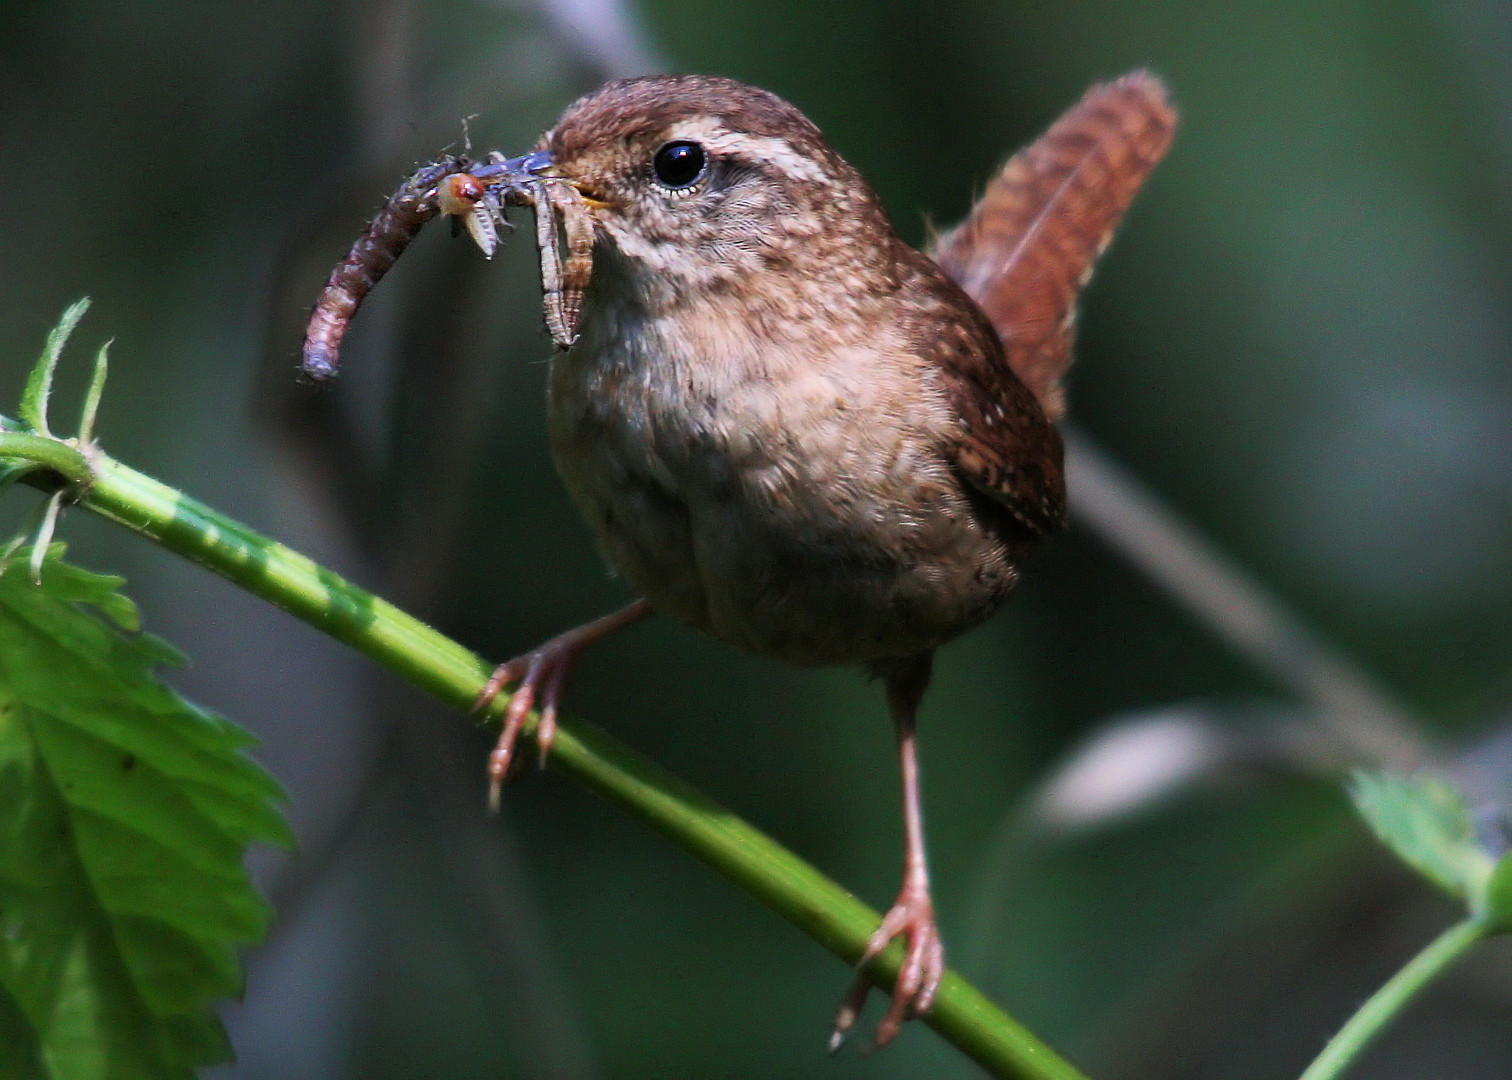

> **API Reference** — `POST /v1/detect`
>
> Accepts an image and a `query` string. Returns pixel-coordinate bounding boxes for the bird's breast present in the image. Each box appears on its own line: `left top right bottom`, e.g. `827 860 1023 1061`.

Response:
545 287 1019 666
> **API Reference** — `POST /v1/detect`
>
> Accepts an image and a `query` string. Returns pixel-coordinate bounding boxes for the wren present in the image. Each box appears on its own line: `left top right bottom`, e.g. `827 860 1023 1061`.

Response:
314 71 1176 1049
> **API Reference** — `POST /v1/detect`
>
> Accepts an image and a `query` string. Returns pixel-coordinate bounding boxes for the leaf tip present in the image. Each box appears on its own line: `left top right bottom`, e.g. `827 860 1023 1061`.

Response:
20 298 94 436
79 337 112 443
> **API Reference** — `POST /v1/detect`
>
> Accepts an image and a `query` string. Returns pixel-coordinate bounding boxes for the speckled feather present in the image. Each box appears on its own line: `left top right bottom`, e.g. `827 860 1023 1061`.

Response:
531 75 1171 672
540 77 1048 667
469 74 1173 1047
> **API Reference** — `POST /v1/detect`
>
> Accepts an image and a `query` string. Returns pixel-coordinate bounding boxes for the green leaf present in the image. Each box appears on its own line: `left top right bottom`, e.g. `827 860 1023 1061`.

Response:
1348 770 1495 900
20 300 90 437
79 339 111 444
0 545 291 1079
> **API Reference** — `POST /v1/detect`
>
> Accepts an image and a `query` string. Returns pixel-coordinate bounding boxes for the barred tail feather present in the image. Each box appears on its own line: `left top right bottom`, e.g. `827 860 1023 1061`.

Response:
931 72 1177 421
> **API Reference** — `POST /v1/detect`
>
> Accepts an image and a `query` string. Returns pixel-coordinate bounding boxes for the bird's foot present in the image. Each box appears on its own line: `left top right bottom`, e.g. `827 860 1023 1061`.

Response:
830 881 945 1051
472 600 651 807
473 639 576 808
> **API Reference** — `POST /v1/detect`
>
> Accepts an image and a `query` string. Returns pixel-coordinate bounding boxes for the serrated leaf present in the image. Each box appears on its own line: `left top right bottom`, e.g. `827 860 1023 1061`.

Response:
1349 770 1495 900
20 300 90 437
0 546 291 1079
18 544 141 632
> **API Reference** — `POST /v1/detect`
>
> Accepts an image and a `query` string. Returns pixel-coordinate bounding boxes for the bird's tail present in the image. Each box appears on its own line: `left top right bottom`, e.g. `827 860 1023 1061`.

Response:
930 71 1177 422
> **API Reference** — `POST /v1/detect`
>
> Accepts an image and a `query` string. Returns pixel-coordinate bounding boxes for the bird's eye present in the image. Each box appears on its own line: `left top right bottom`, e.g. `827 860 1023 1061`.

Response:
652 141 707 189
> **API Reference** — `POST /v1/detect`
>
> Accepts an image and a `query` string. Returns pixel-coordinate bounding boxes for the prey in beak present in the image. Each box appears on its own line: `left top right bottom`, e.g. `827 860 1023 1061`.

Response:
302 145 599 380
470 150 615 211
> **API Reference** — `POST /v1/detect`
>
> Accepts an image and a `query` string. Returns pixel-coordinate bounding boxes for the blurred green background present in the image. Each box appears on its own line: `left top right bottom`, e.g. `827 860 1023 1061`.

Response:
3 0 1511 1076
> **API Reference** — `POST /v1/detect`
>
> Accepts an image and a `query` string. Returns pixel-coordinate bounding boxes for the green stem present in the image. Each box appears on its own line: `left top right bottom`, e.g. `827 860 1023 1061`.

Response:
0 432 94 485
1298 918 1488 1080
0 426 1086 1080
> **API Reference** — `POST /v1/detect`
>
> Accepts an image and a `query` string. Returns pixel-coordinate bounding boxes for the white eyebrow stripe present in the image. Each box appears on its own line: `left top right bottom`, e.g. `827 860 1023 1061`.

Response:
664 117 828 183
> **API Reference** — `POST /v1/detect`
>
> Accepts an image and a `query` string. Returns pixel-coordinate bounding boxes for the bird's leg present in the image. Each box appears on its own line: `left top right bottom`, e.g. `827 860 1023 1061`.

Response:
832 654 946 1050
473 598 651 806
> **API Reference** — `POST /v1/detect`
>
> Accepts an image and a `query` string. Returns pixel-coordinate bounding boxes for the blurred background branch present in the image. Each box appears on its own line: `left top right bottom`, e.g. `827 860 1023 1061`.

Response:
1064 427 1430 771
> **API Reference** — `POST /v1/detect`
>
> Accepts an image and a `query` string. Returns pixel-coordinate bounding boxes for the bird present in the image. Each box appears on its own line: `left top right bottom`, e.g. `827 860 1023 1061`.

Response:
451 71 1179 1049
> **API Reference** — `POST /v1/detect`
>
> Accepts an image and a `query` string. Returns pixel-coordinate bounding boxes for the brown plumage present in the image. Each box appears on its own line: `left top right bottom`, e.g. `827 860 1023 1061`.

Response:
512 72 1175 1051
526 73 1174 1050
304 72 1175 1053
932 71 1177 422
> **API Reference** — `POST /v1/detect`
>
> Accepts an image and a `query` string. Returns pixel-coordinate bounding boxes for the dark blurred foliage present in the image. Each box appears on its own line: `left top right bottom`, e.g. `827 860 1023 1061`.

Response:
3 1 1511 1077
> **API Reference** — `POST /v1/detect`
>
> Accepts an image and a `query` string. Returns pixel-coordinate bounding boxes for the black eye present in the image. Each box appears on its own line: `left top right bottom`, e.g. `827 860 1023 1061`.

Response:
652 141 707 189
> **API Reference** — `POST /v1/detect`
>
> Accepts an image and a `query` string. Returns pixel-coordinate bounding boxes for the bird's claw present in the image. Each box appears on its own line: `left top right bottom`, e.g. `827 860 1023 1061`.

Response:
830 887 944 1051
473 639 577 808
471 600 652 809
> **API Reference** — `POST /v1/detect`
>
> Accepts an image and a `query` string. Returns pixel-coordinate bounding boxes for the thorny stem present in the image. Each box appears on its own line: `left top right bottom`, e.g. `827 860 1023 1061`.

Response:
0 421 1087 1080
1297 918 1489 1080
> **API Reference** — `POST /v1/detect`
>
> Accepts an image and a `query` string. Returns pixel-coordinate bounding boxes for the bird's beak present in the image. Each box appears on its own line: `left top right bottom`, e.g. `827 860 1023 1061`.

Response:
470 150 613 210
